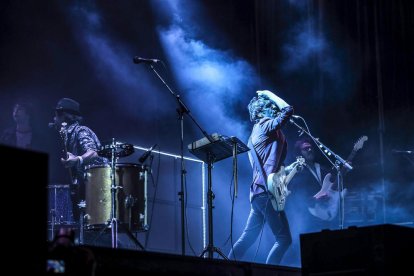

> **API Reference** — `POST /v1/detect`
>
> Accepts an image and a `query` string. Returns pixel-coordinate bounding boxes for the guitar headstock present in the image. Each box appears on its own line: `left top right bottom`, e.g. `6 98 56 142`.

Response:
296 156 305 166
353 135 368 151
59 122 68 143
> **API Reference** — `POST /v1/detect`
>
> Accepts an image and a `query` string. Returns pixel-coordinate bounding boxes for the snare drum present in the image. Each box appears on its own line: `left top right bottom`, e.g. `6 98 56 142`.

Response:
84 163 148 232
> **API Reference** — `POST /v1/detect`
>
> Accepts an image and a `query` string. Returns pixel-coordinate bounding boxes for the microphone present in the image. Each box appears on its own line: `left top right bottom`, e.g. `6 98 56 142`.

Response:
392 149 413 154
133 56 160 64
344 162 353 171
139 144 157 163
48 122 56 128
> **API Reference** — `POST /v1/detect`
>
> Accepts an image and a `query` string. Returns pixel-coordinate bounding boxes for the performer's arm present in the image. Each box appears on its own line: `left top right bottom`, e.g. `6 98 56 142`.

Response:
257 90 290 109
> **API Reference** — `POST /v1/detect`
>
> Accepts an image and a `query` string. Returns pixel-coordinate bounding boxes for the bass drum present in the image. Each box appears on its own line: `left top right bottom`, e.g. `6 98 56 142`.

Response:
84 163 148 232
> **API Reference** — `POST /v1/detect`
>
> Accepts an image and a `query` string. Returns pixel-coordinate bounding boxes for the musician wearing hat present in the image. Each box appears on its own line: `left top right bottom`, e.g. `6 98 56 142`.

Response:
51 98 107 222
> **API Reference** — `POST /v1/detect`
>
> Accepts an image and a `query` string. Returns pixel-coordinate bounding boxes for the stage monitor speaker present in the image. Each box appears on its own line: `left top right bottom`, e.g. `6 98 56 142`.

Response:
0 145 48 274
83 245 302 276
300 224 414 275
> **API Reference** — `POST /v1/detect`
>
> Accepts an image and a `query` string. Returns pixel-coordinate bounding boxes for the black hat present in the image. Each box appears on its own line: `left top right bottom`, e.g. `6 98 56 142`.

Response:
55 98 81 115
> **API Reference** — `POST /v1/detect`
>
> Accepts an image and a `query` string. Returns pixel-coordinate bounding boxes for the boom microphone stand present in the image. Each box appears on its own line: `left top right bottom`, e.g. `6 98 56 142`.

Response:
290 116 352 229
137 58 213 255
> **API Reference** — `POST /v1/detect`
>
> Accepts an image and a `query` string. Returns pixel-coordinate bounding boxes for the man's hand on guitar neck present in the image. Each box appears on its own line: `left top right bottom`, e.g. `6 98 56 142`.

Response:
284 158 305 174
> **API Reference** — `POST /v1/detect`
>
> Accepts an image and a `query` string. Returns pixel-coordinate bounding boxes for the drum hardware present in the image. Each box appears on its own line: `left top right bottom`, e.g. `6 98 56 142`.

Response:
47 184 72 241
84 163 148 231
78 200 86 245
98 141 134 158
125 195 135 230
90 139 145 250
49 209 56 240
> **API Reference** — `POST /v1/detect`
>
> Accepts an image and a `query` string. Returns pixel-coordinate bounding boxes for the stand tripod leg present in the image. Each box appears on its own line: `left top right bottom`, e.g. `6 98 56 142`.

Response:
119 224 145 251
213 247 228 260
89 222 111 246
199 158 228 260
50 209 56 241
78 201 86 245
200 245 229 260
111 218 118 248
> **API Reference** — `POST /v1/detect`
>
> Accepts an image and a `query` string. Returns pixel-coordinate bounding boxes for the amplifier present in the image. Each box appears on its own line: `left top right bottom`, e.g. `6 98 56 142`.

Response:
300 224 414 275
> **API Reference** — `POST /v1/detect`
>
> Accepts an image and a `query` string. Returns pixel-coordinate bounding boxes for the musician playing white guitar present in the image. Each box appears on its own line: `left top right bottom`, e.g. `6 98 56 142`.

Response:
228 90 294 265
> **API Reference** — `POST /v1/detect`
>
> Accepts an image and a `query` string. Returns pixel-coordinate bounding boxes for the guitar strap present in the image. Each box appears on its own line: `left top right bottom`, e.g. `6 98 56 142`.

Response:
248 137 268 192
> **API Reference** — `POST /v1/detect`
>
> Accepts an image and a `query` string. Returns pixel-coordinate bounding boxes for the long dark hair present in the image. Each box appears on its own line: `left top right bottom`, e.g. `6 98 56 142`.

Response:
247 95 279 122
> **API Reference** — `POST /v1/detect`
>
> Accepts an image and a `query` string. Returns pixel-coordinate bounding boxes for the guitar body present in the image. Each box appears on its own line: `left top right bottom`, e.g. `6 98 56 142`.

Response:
267 167 289 211
308 173 347 221
267 157 305 211
59 122 77 185
308 135 367 221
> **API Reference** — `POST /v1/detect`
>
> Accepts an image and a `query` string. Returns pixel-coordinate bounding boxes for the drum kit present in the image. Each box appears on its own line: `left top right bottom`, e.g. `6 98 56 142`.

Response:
48 139 148 249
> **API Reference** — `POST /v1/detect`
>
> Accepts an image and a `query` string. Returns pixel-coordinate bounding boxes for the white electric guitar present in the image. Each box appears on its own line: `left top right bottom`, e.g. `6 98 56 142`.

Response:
268 156 305 211
308 136 368 221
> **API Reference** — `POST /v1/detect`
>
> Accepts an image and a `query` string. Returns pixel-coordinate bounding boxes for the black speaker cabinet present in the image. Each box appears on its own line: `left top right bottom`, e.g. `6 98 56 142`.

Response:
0 145 48 274
300 224 414 275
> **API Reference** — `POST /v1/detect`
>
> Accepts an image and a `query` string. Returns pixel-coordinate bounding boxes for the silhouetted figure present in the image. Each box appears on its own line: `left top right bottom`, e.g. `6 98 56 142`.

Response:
0 100 42 150
47 227 96 275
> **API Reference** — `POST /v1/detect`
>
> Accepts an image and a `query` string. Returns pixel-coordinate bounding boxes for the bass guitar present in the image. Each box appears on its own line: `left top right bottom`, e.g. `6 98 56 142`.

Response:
308 135 368 220
59 122 77 185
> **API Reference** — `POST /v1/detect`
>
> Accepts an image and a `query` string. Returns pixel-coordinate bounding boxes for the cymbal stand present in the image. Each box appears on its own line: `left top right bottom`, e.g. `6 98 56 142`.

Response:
95 139 145 250
109 138 120 248
49 187 57 241
78 200 86 244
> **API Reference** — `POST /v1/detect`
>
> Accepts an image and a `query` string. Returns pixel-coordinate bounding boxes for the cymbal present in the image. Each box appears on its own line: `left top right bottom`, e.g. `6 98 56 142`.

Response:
98 142 134 158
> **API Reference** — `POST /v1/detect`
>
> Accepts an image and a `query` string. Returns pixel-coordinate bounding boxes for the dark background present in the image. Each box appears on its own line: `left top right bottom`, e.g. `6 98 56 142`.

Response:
1 0 413 267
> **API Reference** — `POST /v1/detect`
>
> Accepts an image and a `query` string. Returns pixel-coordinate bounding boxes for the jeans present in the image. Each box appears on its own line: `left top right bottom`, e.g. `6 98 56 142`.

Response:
228 193 292 265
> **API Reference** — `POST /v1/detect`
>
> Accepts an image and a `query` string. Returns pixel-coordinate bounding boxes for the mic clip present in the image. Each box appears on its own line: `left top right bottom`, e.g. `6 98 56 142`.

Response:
133 57 160 64
138 144 157 164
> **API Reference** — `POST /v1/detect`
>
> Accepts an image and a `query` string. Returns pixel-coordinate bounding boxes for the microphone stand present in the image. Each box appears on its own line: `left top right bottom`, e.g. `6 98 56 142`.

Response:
145 63 213 255
290 117 352 230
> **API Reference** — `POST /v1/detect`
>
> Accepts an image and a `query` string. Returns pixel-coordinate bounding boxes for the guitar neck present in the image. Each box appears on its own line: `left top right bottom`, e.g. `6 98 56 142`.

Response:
346 136 367 163
346 149 357 163
64 148 75 184
60 131 75 185
284 163 300 185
